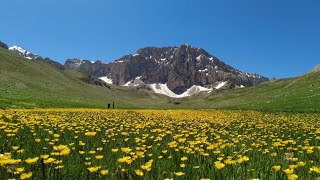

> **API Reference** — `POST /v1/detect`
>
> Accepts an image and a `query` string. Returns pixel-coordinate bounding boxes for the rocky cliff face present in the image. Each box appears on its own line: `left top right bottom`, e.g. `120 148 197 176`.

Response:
0 41 8 49
2 40 269 96
65 44 269 94
64 59 112 77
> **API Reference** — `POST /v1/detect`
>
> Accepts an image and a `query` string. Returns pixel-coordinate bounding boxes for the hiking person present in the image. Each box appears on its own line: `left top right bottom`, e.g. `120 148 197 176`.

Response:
108 102 110 109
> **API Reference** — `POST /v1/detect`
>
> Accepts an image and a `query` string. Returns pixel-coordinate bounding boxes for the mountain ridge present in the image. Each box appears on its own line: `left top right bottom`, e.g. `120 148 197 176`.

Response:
4 41 269 96
64 44 269 94
1 43 320 111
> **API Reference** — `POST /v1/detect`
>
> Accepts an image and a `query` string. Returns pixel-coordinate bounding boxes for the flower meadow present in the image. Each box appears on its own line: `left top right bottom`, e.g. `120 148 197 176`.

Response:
1 109 320 180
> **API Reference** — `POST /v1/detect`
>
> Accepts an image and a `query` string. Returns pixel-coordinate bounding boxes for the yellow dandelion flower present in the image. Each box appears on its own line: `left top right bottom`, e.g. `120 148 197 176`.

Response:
20 172 33 180
134 169 144 176
271 153 277 157
273 165 281 171
111 148 119 153
100 169 109 175
40 155 49 159
288 174 298 180
85 131 97 136
298 161 306 166
14 167 24 174
25 157 39 165
121 147 132 154
283 168 294 175
181 156 188 161
79 151 85 155
214 161 225 170
54 165 64 169
12 146 19 150
89 150 96 154
175 172 185 176
87 166 100 173
95 155 103 160
44 158 55 164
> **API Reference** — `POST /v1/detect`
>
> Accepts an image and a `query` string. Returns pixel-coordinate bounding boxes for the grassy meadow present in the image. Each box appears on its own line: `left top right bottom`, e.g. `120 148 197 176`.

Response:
1 109 320 179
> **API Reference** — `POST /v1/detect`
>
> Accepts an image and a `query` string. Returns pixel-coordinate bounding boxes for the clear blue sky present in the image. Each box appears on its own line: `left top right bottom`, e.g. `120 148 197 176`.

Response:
1 0 319 78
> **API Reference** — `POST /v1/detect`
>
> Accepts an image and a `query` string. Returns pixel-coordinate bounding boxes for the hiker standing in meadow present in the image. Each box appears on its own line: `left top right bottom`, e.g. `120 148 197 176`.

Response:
108 102 110 109
112 102 115 109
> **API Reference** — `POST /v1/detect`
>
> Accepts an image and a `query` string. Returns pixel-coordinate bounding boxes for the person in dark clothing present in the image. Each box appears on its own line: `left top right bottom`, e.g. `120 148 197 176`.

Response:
112 102 114 109
108 102 110 109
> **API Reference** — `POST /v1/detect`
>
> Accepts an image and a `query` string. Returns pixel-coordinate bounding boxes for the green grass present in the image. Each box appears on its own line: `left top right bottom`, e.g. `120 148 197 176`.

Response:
179 70 320 112
1 109 320 179
0 48 172 109
1 47 320 112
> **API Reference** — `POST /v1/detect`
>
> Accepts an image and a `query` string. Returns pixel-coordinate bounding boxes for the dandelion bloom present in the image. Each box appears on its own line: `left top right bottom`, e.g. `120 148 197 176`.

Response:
25 157 39 165
175 172 185 176
111 148 119 153
134 169 144 176
288 174 298 180
100 169 109 175
283 168 294 175
272 165 281 171
14 167 24 174
214 161 225 170
44 158 55 164
20 172 32 180
87 166 100 173
181 157 188 161
85 132 97 136
95 155 103 160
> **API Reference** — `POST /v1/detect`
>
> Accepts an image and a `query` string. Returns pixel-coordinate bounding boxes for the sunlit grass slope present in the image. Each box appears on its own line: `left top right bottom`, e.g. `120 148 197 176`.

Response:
1 47 319 112
183 68 320 112
0 48 171 109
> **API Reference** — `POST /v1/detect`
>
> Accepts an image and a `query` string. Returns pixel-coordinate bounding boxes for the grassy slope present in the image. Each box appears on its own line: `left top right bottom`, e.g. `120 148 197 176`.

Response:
1 47 319 112
180 70 320 112
0 48 171 109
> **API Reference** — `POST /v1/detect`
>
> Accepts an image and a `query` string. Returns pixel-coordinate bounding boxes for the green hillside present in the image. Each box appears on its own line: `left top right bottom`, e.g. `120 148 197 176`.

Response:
1 47 319 112
181 69 320 112
0 48 171 109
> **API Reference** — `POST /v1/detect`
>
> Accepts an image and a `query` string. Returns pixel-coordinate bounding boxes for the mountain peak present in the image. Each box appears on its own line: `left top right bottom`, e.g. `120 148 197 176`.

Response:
103 44 269 94
9 45 40 60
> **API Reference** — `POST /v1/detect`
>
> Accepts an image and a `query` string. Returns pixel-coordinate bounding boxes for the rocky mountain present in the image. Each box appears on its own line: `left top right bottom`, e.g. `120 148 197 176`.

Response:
0 41 8 49
8 45 65 70
2 40 269 97
65 44 269 95
64 59 111 77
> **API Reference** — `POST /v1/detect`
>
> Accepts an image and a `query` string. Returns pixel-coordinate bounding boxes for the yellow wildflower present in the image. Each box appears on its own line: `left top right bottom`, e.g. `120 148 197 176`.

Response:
101 169 109 175
20 172 33 180
25 157 39 165
175 172 185 176
273 165 281 171
134 169 144 176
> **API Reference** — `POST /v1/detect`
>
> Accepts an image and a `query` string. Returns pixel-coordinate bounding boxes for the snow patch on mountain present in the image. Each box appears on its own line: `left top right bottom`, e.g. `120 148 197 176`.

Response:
9 46 30 55
148 83 213 98
9 45 40 60
99 76 113 84
215 81 226 89
149 83 178 97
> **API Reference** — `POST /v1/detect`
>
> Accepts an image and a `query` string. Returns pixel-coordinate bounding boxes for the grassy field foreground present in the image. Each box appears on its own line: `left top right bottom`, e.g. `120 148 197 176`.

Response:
1 109 320 179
